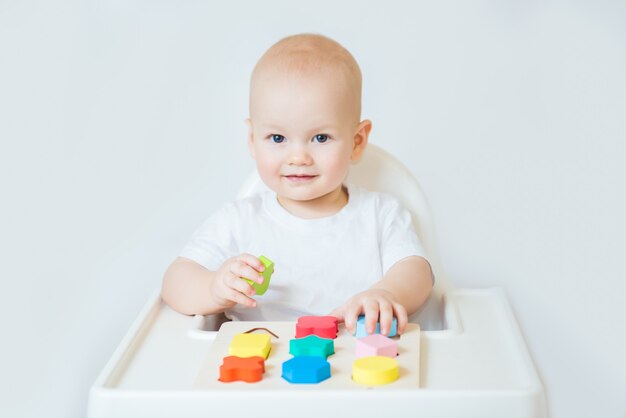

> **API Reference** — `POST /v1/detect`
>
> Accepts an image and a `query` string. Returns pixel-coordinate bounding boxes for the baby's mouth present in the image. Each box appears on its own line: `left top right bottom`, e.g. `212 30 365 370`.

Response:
284 174 317 182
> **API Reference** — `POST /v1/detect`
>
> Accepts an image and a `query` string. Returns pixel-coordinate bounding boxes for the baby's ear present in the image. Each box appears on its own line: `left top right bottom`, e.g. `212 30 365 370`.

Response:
245 118 256 160
351 119 372 161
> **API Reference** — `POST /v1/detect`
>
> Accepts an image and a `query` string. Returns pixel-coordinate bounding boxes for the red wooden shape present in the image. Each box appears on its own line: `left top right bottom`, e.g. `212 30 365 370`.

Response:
295 316 339 339
219 356 265 383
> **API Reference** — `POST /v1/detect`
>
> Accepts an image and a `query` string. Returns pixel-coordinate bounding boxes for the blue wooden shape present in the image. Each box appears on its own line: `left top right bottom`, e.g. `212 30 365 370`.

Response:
281 356 331 384
354 315 397 338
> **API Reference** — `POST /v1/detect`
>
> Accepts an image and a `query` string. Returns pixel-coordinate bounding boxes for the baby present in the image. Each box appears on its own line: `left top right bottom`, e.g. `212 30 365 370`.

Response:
161 33 432 336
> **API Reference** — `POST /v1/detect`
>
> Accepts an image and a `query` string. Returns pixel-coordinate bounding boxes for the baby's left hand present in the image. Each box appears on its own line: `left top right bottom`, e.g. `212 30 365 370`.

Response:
329 288 408 336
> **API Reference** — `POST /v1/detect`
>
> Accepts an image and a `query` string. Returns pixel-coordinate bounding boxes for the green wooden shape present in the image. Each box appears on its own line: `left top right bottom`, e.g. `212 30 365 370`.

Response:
289 335 335 358
243 255 274 295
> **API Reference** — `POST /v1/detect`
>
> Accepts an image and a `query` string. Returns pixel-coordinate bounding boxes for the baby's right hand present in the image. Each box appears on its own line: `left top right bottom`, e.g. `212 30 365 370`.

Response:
209 254 266 310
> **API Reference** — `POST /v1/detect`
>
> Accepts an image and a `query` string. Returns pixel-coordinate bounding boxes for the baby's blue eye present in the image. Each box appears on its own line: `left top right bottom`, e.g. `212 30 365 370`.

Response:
271 134 285 143
314 134 329 143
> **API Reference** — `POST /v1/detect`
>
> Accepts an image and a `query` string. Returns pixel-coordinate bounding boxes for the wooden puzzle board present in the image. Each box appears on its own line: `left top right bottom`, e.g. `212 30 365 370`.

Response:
193 321 420 390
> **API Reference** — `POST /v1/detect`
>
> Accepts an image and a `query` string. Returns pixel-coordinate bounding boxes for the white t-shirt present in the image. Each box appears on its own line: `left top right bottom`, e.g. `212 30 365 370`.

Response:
180 183 427 321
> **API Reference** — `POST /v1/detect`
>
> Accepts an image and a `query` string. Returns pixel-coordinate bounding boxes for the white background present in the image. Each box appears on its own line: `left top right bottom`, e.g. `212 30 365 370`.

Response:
1 1 625 417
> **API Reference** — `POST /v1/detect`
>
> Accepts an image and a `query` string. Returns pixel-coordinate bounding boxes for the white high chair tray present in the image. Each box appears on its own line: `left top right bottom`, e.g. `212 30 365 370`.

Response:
88 288 547 418
193 321 420 390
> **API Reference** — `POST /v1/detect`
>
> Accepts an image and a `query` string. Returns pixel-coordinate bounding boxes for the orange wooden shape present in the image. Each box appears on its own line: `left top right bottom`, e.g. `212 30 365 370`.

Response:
218 356 265 383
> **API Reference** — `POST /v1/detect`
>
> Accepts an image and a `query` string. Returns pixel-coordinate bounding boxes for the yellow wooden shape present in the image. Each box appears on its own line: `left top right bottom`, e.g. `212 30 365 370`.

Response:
228 333 271 359
352 356 399 386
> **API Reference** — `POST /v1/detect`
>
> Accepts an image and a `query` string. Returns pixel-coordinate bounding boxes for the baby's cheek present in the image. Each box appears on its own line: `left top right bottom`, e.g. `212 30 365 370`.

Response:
255 153 278 176
327 156 351 179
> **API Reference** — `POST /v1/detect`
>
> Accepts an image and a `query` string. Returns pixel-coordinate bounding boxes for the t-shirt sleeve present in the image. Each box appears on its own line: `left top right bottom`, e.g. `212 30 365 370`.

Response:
380 198 429 276
179 203 239 271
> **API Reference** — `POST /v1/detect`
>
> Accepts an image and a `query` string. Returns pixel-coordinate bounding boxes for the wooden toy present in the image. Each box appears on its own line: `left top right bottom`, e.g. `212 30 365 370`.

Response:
218 356 265 383
355 334 398 358
228 333 271 359
282 356 331 384
354 315 397 337
295 316 339 339
352 356 399 386
242 255 274 295
289 335 335 359
194 321 421 390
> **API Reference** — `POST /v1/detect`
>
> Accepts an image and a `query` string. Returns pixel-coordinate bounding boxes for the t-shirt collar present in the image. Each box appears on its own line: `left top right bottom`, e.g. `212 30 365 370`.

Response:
263 182 360 233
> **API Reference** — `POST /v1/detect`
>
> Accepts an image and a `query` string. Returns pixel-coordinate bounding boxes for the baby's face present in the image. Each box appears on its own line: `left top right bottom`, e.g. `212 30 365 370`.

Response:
247 68 365 206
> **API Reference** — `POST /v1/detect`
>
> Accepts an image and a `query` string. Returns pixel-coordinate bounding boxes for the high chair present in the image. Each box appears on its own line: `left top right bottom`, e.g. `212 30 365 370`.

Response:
88 144 547 418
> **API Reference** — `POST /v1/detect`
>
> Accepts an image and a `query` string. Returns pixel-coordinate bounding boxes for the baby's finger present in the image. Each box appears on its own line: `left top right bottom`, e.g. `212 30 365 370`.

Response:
226 272 257 297
328 306 345 322
237 253 266 273
378 300 394 335
227 288 256 308
344 304 362 335
363 300 379 334
231 260 264 284
393 302 408 334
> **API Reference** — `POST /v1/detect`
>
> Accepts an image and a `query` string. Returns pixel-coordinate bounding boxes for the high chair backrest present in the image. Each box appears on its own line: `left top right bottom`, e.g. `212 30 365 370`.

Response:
237 143 450 330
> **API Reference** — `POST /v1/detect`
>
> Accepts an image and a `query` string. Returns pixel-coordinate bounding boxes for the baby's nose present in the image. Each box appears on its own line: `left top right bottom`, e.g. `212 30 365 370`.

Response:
287 145 313 165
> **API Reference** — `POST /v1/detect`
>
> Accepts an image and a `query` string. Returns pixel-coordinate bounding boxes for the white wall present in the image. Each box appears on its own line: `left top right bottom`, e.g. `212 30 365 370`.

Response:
1 1 624 417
